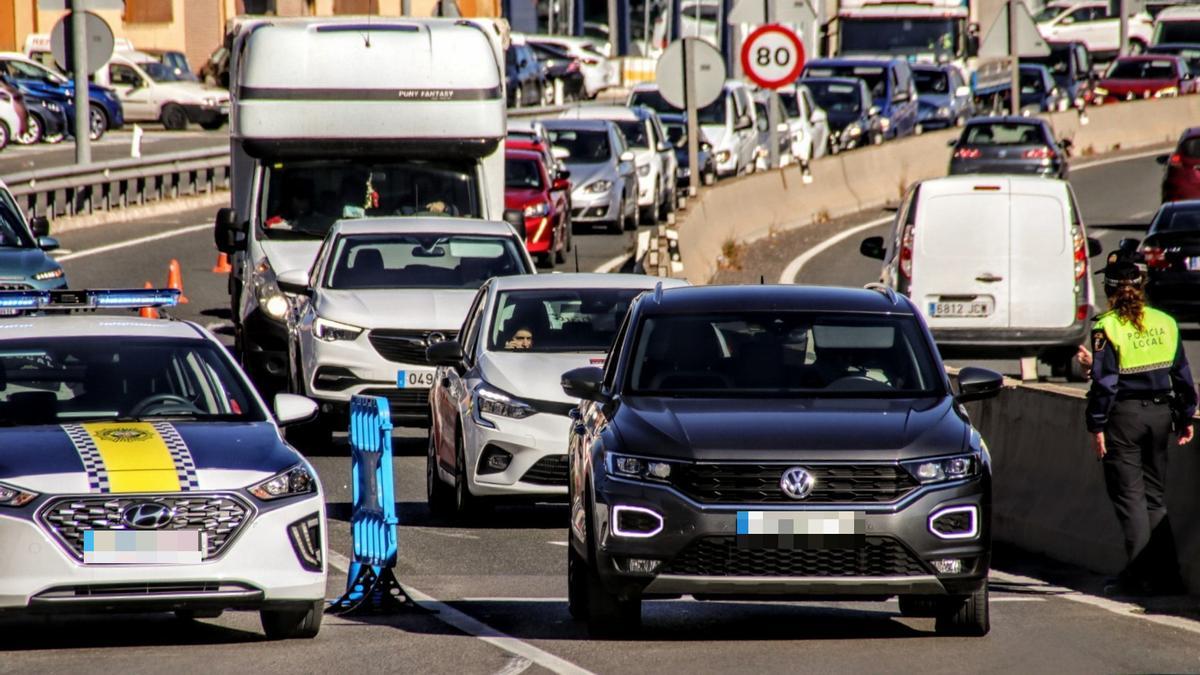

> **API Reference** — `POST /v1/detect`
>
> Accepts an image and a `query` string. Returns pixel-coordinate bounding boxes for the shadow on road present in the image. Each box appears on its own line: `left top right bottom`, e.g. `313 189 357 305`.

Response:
0 614 263 650
326 499 568 530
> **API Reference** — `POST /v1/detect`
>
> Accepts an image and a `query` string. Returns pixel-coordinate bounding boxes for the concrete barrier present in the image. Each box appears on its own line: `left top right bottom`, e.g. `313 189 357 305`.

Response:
678 95 1200 284
963 380 1200 591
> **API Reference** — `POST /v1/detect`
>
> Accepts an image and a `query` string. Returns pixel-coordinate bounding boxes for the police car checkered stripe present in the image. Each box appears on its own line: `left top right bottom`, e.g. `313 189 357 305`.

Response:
61 424 109 493
153 422 199 490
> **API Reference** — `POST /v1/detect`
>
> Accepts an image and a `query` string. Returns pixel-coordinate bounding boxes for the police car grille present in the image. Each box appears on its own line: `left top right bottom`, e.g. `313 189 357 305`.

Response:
520 454 569 485
368 329 458 364
670 463 919 504
39 494 252 560
660 536 930 577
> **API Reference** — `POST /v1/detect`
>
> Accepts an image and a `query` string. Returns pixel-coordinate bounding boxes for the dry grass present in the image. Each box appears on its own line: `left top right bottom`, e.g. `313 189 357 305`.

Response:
812 208 832 225
718 237 743 271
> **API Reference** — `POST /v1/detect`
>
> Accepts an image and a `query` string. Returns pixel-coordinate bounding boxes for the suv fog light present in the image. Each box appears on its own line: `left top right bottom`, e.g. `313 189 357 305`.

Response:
928 505 979 540
612 505 663 538
626 558 661 574
479 445 513 474
932 558 963 575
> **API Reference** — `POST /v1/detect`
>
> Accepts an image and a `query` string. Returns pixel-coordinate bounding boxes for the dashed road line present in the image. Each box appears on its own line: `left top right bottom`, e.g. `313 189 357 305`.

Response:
594 252 630 274
493 656 534 675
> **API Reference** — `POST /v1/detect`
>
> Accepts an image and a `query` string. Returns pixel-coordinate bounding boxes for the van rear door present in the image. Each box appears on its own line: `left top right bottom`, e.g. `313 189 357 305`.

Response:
911 180 1011 329
1008 188 1075 328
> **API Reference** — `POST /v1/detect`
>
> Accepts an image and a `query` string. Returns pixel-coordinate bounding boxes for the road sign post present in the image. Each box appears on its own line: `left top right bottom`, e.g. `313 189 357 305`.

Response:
52 7 114 167
657 38 725 197
1009 0 1019 116
741 24 805 171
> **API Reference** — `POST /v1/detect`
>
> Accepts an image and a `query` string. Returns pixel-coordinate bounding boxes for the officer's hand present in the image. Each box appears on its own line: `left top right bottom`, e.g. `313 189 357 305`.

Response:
1180 424 1195 446
1076 345 1093 370
1092 432 1106 459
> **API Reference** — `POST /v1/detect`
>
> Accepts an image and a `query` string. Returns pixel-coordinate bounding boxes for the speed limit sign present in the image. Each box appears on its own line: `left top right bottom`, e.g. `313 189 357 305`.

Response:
740 24 805 90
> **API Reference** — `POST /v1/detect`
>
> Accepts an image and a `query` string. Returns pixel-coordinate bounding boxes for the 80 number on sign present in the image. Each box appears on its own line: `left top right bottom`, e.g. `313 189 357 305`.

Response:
741 24 805 90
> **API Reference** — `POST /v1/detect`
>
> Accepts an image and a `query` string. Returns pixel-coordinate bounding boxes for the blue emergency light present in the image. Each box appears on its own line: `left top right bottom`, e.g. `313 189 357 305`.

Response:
0 291 50 310
0 288 180 314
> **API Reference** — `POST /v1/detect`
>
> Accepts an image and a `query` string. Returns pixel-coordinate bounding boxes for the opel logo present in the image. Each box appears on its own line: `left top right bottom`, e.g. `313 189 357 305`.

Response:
779 467 815 500
121 502 176 530
426 332 446 347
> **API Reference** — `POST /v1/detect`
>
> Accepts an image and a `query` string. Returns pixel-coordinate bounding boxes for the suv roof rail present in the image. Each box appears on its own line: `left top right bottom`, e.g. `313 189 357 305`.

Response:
864 282 900 305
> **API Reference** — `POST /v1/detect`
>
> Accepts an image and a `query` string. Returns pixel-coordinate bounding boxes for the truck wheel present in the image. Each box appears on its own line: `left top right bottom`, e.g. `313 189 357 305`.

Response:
934 583 989 636
260 600 323 640
160 103 189 131
88 104 108 141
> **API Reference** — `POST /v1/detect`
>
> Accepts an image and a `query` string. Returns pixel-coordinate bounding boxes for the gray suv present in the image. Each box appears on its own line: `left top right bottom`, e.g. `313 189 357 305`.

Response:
560 284 1003 637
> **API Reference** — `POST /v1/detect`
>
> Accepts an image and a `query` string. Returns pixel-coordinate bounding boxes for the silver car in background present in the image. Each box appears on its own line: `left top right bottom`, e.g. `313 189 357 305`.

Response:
542 118 639 234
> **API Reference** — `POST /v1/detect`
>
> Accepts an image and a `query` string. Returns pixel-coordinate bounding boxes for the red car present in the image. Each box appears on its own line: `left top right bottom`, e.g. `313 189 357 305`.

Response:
1091 55 1197 104
1160 127 1200 202
507 135 571 220
505 148 570 266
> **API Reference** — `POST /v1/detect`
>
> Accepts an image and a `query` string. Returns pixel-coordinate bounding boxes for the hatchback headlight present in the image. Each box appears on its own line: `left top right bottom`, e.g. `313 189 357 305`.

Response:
250 464 317 501
715 149 731 163
46 102 63 113
901 453 982 484
637 163 651 177
0 481 38 507
845 122 862 137
584 180 612 194
523 201 550 217
313 316 362 342
606 453 673 481
475 383 535 420
33 267 65 281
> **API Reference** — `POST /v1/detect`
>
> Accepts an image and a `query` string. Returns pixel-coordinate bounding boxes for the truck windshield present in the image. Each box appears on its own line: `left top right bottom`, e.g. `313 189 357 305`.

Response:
626 312 942 398
259 159 479 240
840 18 961 57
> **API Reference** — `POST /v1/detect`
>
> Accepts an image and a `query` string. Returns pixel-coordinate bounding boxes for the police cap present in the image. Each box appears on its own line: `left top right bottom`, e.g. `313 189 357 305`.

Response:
1096 257 1143 288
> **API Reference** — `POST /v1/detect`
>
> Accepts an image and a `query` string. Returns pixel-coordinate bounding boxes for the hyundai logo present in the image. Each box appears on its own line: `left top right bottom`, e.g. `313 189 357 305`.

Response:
779 467 815 500
121 502 176 530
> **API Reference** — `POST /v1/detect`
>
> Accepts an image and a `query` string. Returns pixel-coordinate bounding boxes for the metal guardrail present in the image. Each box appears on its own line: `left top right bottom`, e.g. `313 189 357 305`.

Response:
2 104 570 223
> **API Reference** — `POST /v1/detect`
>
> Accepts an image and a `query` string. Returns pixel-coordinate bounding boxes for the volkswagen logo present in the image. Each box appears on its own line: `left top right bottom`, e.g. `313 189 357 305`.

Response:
121 502 176 530
779 467 816 500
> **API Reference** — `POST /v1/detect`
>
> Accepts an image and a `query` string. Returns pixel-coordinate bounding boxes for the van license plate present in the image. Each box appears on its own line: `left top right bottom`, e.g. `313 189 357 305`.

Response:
397 369 436 389
930 298 994 318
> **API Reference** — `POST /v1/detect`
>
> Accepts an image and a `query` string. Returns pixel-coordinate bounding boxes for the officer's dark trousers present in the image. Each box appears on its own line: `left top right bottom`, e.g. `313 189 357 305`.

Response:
1102 399 1180 583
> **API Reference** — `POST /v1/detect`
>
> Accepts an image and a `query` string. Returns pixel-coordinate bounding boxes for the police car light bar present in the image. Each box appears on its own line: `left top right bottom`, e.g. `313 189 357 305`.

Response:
0 288 181 312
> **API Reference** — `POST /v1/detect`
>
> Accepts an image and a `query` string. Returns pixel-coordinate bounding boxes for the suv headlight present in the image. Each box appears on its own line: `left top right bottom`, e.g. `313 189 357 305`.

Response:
313 316 362 342
901 453 982 484
584 180 612 194
250 464 317 501
475 383 535 421
715 149 731 163
606 453 673 481
0 481 38 507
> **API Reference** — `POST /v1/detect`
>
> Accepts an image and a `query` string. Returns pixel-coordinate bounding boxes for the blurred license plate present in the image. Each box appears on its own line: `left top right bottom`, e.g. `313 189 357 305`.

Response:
397 368 436 389
736 511 864 549
1187 256 1200 271
83 530 203 564
930 298 993 318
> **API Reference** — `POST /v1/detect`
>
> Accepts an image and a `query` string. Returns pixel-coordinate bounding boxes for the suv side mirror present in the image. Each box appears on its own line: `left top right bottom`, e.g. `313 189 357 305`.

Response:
561 366 607 402
276 268 311 297
28 215 50 238
860 236 886 260
503 209 527 240
1087 237 1103 258
37 236 60 251
427 339 464 367
213 207 245 254
955 366 1004 403
619 150 636 163
811 108 827 124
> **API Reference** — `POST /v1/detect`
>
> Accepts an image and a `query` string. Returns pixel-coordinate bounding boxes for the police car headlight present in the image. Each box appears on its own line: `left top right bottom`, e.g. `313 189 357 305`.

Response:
0 482 38 507
250 464 316 501
33 267 65 281
902 453 981 484
313 316 362 342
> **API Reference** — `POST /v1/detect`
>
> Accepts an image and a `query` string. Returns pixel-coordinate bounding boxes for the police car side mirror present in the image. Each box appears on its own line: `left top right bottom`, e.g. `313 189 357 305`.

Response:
955 367 1004 404
275 393 318 427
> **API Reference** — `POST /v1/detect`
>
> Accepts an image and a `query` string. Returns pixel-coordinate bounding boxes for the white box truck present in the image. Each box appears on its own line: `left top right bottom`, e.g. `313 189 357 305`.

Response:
214 17 508 389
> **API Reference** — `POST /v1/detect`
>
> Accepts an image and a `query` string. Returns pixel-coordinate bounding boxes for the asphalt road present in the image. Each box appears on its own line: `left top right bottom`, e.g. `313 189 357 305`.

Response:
789 149 1200 385
6 169 1197 672
0 128 228 177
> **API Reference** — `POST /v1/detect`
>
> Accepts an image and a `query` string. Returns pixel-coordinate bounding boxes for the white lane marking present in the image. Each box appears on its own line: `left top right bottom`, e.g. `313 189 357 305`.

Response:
1070 146 1172 172
987 597 1048 603
414 528 481 540
494 656 533 675
55 223 211 263
779 216 893 284
326 551 594 675
463 597 569 603
989 569 1200 636
49 248 74 257
593 252 630 274
547 540 569 547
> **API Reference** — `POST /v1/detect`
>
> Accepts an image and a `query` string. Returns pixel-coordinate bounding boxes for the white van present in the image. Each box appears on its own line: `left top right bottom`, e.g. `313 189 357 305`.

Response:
214 17 508 388
860 176 1102 378
94 51 230 130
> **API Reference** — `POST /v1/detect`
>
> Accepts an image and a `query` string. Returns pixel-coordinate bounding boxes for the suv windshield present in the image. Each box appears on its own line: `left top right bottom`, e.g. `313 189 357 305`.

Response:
0 338 263 426
1156 21 1200 43
326 234 525 290
546 128 612 162
489 288 644 352
1152 205 1200 233
627 312 941 397
260 159 479 239
0 191 34 249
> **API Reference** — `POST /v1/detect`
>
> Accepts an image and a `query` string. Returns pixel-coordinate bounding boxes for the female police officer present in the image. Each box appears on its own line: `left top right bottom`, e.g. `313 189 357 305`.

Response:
1086 259 1196 595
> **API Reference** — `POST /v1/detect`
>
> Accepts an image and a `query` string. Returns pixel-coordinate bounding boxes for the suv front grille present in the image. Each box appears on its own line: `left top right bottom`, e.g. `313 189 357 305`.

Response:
368 329 458 364
38 494 252 561
660 536 930 577
520 455 569 485
670 463 919 504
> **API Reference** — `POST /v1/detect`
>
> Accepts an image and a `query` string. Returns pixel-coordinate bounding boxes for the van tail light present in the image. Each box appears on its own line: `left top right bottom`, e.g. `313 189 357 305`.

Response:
953 147 981 160
899 223 915 283
1023 146 1056 160
1072 226 1087 280
1077 305 1089 321
1168 152 1183 167
1142 245 1168 269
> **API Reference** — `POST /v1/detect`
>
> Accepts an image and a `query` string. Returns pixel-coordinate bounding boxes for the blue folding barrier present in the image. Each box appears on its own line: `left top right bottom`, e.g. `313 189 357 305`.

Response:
329 395 410 614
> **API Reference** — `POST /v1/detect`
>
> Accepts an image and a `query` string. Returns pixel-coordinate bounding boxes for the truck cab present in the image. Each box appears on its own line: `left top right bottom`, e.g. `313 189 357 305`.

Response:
834 0 977 74
214 18 508 391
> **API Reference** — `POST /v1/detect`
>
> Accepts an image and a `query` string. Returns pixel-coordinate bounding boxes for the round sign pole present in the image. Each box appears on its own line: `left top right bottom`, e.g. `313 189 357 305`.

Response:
656 38 725 198
70 9 90 165
741 23 805 170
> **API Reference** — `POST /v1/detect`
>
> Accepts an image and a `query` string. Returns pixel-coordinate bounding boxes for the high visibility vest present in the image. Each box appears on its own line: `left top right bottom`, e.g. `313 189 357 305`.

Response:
1094 308 1179 375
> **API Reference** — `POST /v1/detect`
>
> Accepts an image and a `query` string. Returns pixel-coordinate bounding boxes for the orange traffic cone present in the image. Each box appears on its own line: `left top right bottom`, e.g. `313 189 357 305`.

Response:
211 252 232 274
139 282 159 319
167 259 189 304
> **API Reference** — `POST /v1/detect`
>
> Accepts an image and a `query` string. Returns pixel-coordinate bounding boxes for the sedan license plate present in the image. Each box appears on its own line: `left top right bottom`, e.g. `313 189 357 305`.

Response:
83 530 204 564
736 511 864 549
930 297 993 318
397 368 436 389
1187 256 1200 271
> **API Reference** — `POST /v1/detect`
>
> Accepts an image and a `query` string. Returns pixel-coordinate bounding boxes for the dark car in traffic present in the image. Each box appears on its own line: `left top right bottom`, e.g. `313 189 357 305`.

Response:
1024 41 1095 109
506 41 547 108
1092 55 1197 104
973 64 1067 114
529 41 585 102
560 284 1002 637
948 117 1069 179
803 76 883 151
1160 127 1200 202
658 113 716 191
801 58 919 140
912 64 974 131
1129 200 1200 320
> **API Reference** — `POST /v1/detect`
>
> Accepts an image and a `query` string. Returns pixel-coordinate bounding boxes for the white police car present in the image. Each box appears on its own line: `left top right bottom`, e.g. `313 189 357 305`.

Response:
0 289 327 639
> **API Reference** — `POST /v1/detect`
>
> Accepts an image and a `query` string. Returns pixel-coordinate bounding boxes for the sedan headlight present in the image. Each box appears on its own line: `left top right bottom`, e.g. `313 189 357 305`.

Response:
606 453 673 481
313 316 363 342
523 201 550 217
901 453 982 484
584 180 612 194
0 481 38 507
715 150 732 163
33 267 65 281
845 122 862 137
475 383 535 420
637 163 651 177
250 464 317 501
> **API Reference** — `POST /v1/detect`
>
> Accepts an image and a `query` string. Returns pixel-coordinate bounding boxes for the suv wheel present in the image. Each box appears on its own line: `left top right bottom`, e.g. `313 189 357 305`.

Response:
427 429 453 514
260 600 323 640
578 498 641 636
934 583 989 636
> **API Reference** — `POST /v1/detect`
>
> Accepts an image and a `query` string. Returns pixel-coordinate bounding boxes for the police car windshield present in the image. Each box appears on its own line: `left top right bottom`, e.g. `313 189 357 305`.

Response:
326 234 527 290
488 288 644 353
0 191 35 249
0 337 264 426
627 312 943 397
